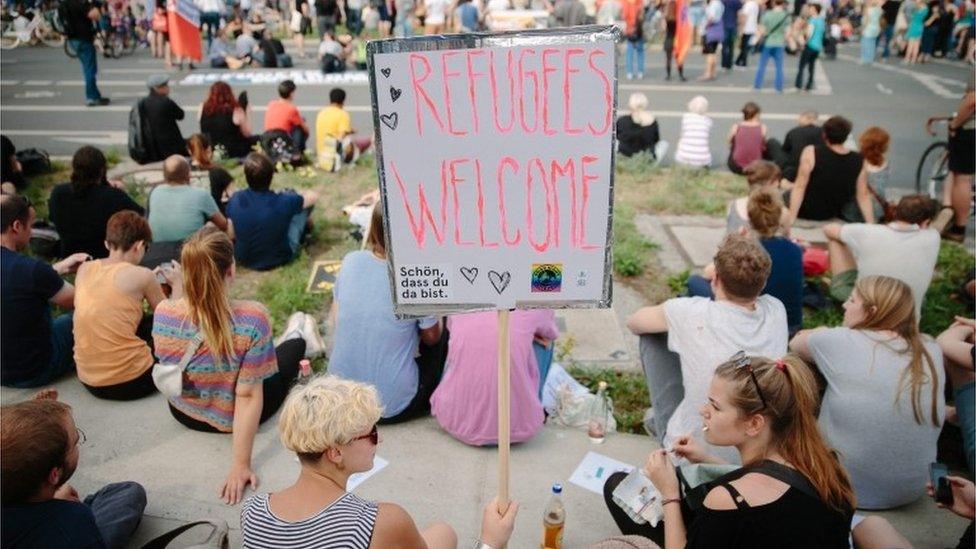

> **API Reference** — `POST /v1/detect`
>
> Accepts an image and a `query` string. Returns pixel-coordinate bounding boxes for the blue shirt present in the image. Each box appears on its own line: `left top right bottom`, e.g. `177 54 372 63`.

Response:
0 247 64 385
807 15 826 51
226 188 304 271
458 3 479 29
722 0 742 29
329 251 437 417
2 500 105 548
761 237 804 334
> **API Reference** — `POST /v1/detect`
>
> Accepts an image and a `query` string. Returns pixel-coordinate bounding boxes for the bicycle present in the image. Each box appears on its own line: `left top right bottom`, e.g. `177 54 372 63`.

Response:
916 116 953 199
0 9 65 49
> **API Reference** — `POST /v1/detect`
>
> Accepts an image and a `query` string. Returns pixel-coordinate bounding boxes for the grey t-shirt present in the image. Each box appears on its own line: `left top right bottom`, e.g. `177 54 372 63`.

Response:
809 328 944 509
329 250 437 418
840 223 940 321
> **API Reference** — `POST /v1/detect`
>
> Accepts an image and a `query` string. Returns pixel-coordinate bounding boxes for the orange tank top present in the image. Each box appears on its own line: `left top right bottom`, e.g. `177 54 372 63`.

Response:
74 260 153 386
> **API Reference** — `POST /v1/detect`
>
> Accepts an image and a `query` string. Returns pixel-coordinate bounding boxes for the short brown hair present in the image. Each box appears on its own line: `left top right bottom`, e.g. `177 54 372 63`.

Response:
895 194 939 225
742 159 781 188
243 152 274 191
106 210 152 251
713 234 771 300
747 188 783 238
742 102 760 120
1 400 73 505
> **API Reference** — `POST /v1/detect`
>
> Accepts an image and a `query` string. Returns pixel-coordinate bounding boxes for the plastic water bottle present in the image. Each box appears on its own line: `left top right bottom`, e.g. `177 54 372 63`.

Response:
299 359 312 379
542 483 565 549
588 381 609 444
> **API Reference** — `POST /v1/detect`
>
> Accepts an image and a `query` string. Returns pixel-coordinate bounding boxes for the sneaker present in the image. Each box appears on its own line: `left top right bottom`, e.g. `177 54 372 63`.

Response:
86 98 110 107
301 313 327 358
275 312 306 347
637 72 644 79
626 72 634 80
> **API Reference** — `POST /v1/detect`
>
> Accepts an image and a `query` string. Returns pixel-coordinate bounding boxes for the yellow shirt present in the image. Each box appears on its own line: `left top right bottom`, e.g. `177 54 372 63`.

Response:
316 105 352 148
73 260 153 386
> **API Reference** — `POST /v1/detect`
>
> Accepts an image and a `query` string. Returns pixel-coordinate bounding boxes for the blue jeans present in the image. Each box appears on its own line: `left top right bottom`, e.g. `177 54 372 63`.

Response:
397 15 413 37
533 340 555 399
686 274 715 298
200 11 221 46
639 333 683 440
289 126 307 152
721 26 736 68
860 35 878 63
625 39 645 75
9 313 75 388
753 45 784 92
346 7 362 35
958 382 975 474
85 482 147 549
287 205 312 256
880 24 895 58
70 39 101 103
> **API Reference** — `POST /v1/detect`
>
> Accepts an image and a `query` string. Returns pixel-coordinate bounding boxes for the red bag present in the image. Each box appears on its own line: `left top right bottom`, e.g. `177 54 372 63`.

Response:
802 248 829 277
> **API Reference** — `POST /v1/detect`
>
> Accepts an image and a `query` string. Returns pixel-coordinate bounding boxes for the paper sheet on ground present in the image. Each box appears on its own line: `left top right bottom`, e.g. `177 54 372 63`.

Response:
348 456 389 491
568 451 635 495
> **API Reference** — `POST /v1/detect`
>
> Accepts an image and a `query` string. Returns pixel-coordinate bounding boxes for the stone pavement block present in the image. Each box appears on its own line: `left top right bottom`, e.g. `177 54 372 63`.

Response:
556 308 633 368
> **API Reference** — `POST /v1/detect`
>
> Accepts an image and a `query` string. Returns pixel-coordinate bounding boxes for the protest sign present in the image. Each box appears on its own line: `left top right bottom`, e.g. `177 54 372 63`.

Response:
367 26 618 316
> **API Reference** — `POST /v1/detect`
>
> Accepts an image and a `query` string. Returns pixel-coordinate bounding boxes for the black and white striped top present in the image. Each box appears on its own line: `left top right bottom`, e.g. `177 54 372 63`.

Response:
241 491 379 548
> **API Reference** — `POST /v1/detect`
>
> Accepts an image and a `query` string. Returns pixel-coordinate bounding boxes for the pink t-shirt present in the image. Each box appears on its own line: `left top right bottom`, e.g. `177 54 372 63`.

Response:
431 310 559 446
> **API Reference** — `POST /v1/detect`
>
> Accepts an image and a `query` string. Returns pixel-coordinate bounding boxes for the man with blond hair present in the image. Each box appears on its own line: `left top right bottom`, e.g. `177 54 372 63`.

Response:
1 398 146 548
626 234 788 463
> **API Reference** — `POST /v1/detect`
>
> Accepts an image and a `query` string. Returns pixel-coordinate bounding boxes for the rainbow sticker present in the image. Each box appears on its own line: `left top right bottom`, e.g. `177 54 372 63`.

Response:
531 263 563 293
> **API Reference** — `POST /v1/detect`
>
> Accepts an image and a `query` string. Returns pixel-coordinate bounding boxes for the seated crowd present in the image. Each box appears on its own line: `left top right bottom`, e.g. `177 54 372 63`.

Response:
0 90 974 549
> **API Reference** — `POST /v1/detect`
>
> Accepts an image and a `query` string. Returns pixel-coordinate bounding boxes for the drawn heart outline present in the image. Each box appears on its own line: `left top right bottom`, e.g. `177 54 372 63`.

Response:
390 86 402 102
487 270 511 295
380 68 391 77
380 112 398 130
460 267 478 284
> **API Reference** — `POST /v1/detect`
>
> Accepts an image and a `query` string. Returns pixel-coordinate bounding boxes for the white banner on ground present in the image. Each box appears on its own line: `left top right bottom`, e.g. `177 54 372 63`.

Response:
367 26 618 316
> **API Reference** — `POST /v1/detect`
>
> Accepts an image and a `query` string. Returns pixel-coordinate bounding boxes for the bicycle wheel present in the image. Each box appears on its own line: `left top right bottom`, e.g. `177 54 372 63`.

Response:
916 141 950 199
64 38 77 58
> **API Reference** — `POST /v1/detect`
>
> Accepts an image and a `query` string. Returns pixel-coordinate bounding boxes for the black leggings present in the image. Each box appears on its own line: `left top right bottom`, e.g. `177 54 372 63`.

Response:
169 338 306 432
83 316 157 401
378 325 449 425
603 471 666 546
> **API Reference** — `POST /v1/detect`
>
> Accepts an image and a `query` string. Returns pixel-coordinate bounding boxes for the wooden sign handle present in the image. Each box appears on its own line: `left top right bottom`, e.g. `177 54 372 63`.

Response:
497 308 511 513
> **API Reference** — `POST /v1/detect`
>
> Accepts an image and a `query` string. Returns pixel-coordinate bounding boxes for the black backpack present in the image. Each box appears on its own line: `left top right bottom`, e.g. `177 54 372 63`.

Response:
128 99 150 164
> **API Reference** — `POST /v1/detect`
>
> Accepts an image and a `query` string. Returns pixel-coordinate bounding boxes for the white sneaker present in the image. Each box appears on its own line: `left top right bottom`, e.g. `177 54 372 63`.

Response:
275 312 306 347
301 313 327 359
626 72 634 80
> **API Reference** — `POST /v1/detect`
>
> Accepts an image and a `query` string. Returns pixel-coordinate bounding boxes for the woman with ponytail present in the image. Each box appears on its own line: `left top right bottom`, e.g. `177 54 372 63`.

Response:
152 227 307 505
605 353 854 547
791 274 944 509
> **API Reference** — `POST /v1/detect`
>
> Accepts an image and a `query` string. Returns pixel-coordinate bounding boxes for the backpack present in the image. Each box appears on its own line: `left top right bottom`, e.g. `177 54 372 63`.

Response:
259 130 302 165
15 148 50 176
128 99 150 164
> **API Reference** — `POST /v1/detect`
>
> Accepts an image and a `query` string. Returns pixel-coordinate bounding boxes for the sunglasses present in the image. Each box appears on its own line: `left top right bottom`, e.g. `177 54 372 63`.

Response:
349 424 378 446
730 351 768 412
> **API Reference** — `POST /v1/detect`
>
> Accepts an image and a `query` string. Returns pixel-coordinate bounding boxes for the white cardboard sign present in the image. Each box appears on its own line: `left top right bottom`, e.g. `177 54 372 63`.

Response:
368 27 618 315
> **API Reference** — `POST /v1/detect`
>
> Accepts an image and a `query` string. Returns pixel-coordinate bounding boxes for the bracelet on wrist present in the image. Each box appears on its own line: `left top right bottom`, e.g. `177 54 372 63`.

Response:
661 496 681 507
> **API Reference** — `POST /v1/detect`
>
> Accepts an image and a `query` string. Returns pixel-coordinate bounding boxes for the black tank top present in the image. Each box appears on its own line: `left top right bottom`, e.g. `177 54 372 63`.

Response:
200 111 251 159
798 145 863 220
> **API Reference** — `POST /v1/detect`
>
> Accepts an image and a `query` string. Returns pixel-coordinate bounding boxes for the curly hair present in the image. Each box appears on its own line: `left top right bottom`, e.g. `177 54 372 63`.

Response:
858 126 890 167
201 82 239 118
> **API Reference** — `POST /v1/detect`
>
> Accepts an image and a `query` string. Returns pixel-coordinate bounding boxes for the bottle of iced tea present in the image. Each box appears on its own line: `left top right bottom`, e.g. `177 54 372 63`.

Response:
542 483 565 549
588 381 609 444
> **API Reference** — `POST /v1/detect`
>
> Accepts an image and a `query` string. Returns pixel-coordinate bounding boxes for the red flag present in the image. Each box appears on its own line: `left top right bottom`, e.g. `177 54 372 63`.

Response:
167 0 202 61
674 0 693 65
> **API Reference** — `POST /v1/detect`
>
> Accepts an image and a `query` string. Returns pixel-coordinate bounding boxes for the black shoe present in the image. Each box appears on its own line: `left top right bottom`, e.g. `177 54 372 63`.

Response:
86 98 111 107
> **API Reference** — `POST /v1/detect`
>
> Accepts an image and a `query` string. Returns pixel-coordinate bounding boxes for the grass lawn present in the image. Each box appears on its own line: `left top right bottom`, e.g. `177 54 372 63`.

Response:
23 152 974 435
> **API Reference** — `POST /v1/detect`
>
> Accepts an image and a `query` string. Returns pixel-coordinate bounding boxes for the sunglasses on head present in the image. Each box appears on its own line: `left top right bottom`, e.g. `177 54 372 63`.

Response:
349 424 378 446
730 351 768 412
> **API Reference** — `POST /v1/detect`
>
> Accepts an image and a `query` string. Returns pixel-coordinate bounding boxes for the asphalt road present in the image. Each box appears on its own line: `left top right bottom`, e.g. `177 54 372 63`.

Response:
0 37 971 193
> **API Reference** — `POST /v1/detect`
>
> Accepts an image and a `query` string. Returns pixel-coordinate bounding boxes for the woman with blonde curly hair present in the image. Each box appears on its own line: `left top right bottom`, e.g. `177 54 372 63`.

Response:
241 376 519 548
791 274 944 509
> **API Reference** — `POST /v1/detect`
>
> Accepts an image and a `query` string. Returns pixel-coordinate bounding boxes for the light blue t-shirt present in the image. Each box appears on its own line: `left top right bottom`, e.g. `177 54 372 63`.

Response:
330 250 437 417
147 184 220 242
806 15 826 52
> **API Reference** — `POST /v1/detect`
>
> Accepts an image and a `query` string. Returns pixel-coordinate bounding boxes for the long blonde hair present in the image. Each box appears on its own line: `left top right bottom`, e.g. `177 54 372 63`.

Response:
180 227 236 363
851 275 940 426
715 354 857 513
